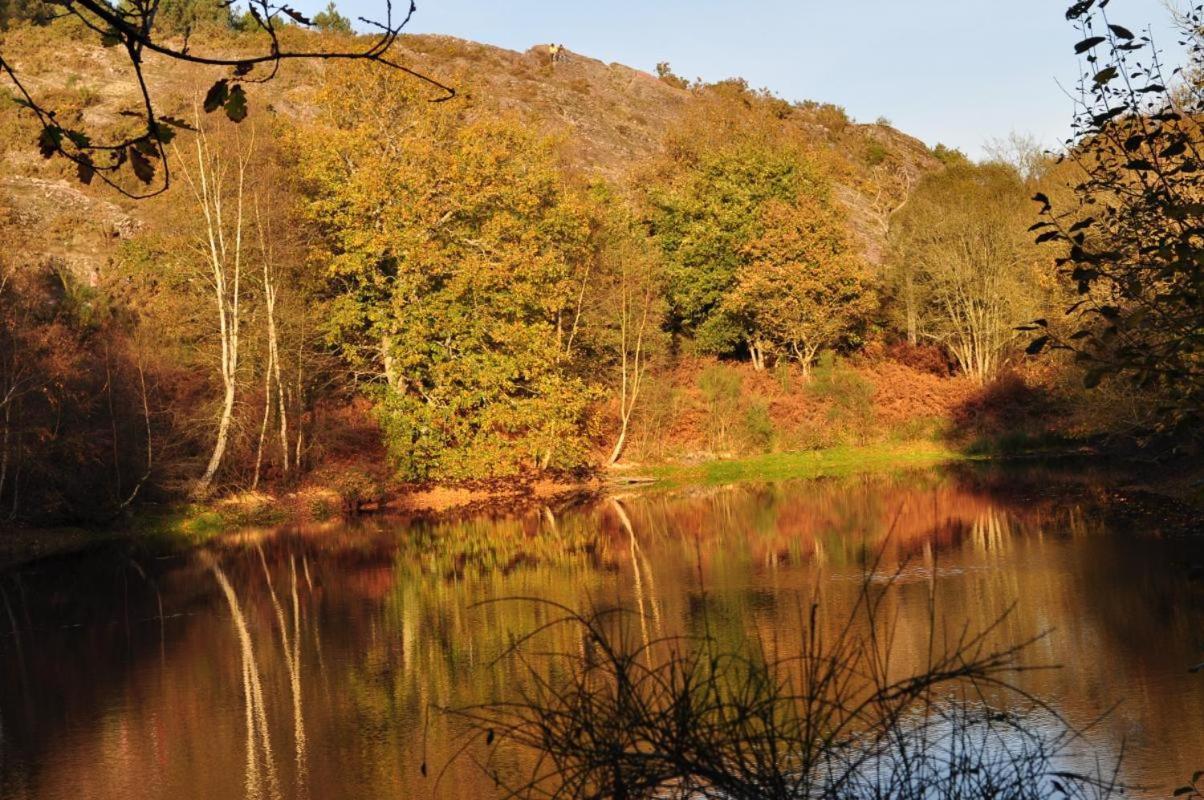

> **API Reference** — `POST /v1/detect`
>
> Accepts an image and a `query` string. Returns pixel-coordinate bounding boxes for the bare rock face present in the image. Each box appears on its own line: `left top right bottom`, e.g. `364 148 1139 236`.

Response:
0 30 939 278
1 176 139 285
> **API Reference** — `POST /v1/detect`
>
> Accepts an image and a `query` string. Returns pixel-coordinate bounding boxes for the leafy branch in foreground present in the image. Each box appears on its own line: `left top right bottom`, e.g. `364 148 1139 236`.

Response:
1026 1 1204 443
446 573 1121 800
0 0 454 197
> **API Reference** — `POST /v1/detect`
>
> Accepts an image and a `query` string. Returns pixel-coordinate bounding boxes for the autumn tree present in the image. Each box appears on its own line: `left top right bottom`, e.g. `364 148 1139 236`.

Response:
174 120 254 495
645 137 827 359
725 196 875 375
295 65 598 480
582 189 666 465
0 206 154 522
889 163 1046 384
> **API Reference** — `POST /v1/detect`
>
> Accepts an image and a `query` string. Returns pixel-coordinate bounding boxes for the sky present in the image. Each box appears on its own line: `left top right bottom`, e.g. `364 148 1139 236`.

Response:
323 0 1186 159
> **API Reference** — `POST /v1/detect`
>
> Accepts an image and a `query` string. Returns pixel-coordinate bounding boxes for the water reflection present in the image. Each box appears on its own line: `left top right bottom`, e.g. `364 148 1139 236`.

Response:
0 463 1202 799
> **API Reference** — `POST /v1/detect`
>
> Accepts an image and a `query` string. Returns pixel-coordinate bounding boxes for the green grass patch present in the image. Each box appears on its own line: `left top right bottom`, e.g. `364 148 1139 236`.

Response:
639 441 968 487
0 494 290 570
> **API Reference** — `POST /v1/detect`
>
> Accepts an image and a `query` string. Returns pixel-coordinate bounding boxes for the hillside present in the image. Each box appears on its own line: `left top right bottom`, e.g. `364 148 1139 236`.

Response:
0 25 939 279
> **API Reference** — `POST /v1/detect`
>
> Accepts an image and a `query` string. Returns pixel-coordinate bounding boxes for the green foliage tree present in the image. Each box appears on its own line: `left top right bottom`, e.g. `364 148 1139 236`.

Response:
150 0 233 33
645 139 826 359
295 65 598 480
313 1 353 33
1029 1 1204 442
930 143 968 166
654 62 688 90
889 163 1045 384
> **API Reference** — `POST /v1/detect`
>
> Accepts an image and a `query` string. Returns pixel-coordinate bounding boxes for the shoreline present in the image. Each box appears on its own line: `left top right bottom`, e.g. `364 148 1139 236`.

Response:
2 441 1199 571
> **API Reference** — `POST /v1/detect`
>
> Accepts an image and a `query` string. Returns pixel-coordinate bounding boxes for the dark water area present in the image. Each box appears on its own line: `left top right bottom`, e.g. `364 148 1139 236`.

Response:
0 463 1202 799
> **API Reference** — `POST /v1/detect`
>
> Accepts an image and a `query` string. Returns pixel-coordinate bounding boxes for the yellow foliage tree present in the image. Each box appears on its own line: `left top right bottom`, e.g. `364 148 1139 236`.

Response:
724 197 875 374
293 64 598 480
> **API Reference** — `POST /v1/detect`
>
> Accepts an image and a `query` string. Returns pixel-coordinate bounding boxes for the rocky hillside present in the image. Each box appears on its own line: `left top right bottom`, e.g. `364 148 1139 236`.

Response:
0 24 940 278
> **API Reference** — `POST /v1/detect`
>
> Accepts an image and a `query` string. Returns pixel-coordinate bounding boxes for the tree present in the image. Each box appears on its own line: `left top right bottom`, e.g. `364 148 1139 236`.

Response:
984 131 1049 183
889 163 1045 385
725 197 875 375
0 0 452 195
250 194 291 489
1029 1 1204 441
152 0 234 34
654 62 688 90
646 138 824 359
931 143 969 167
177 120 252 496
295 65 598 480
586 191 665 465
0 208 156 522
0 0 48 28
313 1 352 33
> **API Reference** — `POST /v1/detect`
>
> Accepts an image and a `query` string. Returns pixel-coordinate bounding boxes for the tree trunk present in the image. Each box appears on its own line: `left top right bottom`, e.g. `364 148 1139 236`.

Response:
607 256 653 467
294 321 305 472
182 122 249 498
252 365 272 491
904 272 918 346
117 364 153 511
199 380 236 495
750 341 765 371
381 335 400 393
607 422 629 467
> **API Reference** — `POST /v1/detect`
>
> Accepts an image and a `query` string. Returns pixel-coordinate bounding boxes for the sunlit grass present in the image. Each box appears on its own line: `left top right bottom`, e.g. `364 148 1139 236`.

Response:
639 441 967 486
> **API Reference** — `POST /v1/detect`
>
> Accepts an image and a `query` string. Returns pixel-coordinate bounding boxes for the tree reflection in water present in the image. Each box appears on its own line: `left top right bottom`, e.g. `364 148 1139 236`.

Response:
0 463 1200 799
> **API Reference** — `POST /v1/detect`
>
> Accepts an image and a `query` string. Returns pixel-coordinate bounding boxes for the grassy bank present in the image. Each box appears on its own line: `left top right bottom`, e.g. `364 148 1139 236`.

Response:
0 443 967 570
631 441 967 487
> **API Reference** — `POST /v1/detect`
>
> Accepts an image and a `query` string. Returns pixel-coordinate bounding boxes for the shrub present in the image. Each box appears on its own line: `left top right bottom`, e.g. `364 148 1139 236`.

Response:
863 141 888 166
450 581 1118 800
698 365 743 453
739 401 775 452
952 371 1060 447
810 362 874 421
309 464 382 514
884 341 953 377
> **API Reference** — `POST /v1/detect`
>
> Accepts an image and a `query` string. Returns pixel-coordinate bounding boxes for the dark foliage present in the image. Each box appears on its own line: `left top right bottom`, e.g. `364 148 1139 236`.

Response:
1029 1 1204 446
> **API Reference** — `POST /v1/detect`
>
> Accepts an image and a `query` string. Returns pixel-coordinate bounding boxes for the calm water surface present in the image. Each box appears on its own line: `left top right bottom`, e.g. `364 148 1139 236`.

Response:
1 464 1202 799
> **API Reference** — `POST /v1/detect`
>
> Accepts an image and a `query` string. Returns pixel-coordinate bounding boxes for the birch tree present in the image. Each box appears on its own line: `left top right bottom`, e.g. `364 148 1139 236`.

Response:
178 121 253 496
251 196 290 490
594 205 664 466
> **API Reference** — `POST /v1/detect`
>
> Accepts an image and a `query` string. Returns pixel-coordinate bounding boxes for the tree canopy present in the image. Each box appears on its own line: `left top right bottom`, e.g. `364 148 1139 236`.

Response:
295 66 597 479
890 163 1045 384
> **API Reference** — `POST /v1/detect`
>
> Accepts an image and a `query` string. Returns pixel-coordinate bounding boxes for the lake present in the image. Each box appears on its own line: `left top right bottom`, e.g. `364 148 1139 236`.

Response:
1 462 1201 799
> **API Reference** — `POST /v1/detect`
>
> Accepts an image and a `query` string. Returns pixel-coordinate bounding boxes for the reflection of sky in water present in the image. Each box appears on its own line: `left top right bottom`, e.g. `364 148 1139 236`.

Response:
0 463 1200 800
827 704 1125 798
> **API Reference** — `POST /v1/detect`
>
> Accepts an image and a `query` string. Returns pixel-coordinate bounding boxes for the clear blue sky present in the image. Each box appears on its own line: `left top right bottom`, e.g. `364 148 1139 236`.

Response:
324 0 1184 158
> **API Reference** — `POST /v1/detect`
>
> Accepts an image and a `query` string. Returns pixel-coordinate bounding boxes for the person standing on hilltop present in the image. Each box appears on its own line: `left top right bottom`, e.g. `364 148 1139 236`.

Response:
549 43 565 64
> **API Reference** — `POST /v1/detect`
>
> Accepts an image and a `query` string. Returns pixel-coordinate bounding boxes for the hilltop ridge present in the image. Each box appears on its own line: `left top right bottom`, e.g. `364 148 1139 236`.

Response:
0 25 939 278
